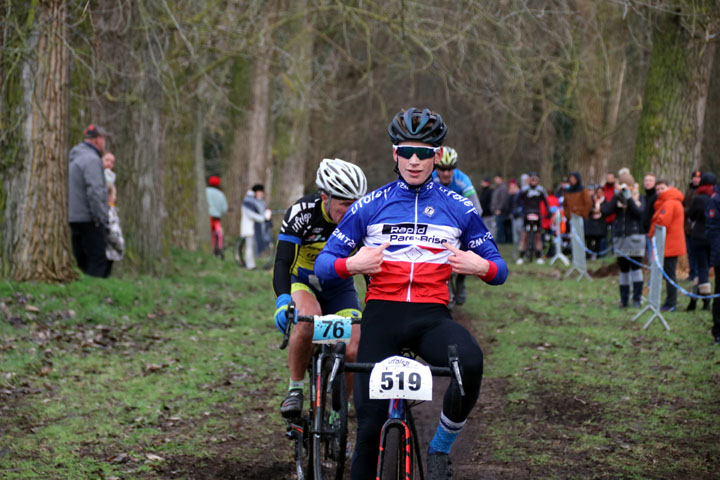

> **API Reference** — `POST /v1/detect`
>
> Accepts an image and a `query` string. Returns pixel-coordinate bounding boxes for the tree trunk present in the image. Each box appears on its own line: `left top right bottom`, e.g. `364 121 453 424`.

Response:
226 1 275 232
278 0 313 204
10 0 76 282
633 14 716 185
194 107 209 250
83 1 168 269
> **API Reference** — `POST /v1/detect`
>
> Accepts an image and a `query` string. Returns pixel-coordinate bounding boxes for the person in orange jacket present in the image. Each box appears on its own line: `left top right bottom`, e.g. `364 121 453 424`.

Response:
649 180 687 312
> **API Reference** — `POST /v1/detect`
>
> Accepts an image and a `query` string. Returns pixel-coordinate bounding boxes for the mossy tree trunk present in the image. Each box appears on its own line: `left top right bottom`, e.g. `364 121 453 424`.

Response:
82 1 168 270
226 1 276 232
633 13 716 185
10 0 76 282
278 0 313 204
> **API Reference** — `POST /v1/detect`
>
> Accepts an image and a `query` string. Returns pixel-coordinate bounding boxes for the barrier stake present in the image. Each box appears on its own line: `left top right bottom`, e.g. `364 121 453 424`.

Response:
632 226 669 330
549 212 570 267
564 214 591 281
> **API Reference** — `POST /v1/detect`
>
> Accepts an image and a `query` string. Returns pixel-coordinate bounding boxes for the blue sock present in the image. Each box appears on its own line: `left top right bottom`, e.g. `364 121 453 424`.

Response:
428 412 466 455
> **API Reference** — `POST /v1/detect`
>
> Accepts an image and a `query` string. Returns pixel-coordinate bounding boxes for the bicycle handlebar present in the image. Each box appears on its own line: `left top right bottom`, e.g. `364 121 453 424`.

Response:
331 341 465 396
279 301 360 350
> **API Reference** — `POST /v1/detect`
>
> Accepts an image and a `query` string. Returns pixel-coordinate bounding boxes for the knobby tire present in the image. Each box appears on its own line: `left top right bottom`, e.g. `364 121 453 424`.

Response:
313 359 348 479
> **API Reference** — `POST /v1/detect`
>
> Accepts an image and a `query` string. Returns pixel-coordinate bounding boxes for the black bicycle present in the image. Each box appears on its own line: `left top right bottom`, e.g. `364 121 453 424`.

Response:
337 344 464 479
280 302 357 480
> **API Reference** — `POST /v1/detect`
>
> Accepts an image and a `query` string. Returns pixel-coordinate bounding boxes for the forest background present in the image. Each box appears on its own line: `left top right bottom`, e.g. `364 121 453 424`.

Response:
2 0 720 282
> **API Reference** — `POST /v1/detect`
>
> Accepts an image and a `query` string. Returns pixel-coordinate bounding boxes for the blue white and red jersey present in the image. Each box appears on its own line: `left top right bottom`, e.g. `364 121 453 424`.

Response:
431 168 477 197
315 178 508 305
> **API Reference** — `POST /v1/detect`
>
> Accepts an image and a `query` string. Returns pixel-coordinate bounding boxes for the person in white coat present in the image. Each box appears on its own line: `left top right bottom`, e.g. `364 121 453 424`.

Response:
241 184 271 269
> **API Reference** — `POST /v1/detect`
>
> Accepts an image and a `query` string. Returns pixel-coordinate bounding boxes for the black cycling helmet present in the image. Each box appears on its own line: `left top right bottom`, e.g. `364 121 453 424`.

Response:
387 108 447 147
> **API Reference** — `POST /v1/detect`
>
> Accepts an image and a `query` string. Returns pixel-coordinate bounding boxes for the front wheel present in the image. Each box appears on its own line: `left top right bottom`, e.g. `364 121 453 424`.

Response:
313 364 348 480
378 422 414 480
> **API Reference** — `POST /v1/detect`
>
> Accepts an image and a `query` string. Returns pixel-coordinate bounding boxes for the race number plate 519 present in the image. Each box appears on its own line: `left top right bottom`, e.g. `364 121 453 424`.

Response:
369 356 432 401
312 315 353 344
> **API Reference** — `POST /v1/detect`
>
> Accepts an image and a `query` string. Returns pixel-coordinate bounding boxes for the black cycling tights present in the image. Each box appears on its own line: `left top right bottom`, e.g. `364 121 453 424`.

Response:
350 300 484 479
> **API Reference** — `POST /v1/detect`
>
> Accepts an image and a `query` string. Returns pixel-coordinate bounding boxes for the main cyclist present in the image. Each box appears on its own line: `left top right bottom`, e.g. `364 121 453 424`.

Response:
315 108 508 479
432 146 483 306
273 158 368 418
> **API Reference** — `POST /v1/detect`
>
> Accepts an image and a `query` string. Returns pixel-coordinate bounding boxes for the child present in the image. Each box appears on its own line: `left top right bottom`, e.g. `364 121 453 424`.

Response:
105 185 125 274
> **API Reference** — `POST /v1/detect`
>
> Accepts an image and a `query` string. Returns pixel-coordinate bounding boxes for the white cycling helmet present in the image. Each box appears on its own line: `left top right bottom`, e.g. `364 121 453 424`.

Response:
437 146 458 168
316 158 367 200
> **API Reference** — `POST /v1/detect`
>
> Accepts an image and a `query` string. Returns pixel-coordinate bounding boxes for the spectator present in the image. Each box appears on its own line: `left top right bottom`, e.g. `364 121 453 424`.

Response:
490 175 509 243
105 184 125 275
479 177 494 235
68 124 111 278
684 170 702 281
585 186 607 259
705 180 720 344
601 168 645 308
686 173 716 311
563 172 591 220
642 173 657 232
650 179 686 312
540 188 561 258
508 179 524 259
520 173 530 191
601 172 618 254
102 152 116 188
241 184 270 269
642 173 657 259
206 176 228 258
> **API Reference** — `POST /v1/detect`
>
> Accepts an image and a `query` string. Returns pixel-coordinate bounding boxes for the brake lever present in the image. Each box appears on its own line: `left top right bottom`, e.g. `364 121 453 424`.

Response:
328 341 346 393
279 301 296 350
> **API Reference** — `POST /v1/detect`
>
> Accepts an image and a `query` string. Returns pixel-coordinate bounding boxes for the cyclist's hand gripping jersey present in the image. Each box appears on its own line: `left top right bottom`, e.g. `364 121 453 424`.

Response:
431 168 476 197
273 192 355 297
315 179 508 304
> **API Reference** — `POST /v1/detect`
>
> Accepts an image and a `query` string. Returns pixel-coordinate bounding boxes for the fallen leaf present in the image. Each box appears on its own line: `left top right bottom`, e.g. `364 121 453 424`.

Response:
145 453 165 462
25 305 40 313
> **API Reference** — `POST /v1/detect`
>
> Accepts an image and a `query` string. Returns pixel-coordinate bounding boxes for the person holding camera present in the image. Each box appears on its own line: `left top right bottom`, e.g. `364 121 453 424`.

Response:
601 168 646 308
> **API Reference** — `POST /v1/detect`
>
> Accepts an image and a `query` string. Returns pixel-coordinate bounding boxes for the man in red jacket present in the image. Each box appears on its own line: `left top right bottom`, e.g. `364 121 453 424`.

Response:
650 180 687 312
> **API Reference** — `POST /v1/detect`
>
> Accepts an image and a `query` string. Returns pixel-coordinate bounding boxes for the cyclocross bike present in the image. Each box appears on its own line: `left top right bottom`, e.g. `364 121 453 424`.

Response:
338 344 465 479
279 302 358 480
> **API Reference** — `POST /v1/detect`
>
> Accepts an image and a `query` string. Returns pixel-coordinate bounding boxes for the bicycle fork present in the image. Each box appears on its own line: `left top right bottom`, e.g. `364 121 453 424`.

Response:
376 400 413 479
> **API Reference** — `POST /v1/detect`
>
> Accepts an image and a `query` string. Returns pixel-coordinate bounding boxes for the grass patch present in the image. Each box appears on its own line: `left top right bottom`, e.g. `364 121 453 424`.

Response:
1 246 718 479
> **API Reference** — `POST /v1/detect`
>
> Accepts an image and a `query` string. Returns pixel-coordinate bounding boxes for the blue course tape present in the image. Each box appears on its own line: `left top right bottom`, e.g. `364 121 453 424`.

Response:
570 229 648 268
650 237 720 300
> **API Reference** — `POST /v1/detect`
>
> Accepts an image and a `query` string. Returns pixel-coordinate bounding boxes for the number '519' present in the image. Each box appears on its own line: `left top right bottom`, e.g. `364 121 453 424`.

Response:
380 371 422 391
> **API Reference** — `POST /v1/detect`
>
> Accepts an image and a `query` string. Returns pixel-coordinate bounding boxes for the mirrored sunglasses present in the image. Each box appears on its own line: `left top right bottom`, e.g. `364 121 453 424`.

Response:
393 145 440 160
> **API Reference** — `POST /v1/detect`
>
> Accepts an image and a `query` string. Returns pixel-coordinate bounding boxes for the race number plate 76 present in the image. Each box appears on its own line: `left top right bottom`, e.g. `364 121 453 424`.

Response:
312 315 353 344
369 356 432 401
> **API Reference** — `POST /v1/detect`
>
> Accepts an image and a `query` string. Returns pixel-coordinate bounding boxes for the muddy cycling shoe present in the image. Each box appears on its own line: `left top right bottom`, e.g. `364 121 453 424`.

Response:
280 388 304 418
427 452 453 479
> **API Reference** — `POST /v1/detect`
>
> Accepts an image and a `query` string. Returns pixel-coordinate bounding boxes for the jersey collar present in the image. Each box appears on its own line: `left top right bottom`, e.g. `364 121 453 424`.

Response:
320 197 334 224
396 176 436 195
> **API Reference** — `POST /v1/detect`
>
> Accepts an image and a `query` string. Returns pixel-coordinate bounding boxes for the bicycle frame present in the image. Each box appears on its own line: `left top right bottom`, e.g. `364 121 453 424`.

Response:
280 303 357 480
340 345 465 480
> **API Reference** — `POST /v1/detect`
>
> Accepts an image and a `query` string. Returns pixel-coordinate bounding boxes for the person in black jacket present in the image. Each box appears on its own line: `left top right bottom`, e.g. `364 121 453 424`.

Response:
706 181 720 344
601 169 646 308
686 173 716 311
585 186 607 259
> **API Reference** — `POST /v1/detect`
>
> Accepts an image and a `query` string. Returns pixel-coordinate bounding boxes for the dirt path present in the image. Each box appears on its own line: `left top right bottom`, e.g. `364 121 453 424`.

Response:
156 308 525 479
408 309 530 480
